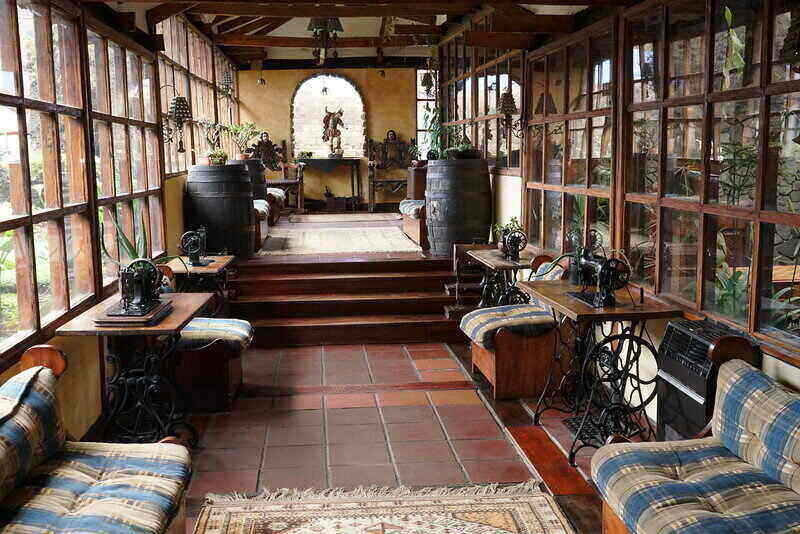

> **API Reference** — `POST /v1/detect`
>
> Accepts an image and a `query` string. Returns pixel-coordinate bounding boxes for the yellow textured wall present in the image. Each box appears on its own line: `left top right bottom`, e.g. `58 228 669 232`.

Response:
492 174 523 229
163 174 187 255
237 69 417 203
0 336 102 439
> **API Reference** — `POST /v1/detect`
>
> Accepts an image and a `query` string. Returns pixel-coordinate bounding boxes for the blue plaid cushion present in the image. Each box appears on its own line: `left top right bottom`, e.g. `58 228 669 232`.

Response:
459 304 555 350
399 199 425 219
592 437 800 534
0 367 65 503
0 441 191 534
178 317 254 352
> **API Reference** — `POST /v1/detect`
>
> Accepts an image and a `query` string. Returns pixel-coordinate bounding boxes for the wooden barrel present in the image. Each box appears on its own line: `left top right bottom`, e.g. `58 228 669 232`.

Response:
228 159 267 200
186 164 253 257
425 159 491 257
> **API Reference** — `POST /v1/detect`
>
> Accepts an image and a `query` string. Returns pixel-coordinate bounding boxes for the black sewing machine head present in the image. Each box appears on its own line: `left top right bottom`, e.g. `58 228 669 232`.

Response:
180 228 211 266
108 259 162 316
501 230 528 262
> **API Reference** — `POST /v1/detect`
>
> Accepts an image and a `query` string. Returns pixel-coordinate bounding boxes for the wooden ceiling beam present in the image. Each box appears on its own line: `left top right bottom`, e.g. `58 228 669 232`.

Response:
217 15 258 33
394 24 444 35
252 17 291 36
146 2 197 27
492 14 573 33
463 30 536 49
214 34 427 47
188 3 478 17
398 16 436 25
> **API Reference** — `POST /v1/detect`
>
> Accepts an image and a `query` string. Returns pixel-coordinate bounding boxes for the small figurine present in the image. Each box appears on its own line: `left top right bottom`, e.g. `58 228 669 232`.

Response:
322 107 345 157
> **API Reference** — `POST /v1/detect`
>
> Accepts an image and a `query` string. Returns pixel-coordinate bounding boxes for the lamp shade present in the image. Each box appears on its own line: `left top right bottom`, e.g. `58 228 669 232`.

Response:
307 17 343 33
169 95 192 126
499 90 518 116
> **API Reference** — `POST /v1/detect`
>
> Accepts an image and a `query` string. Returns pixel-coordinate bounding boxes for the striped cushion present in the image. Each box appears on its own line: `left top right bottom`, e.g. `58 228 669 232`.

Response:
591 436 800 534
531 261 564 282
399 199 425 219
0 441 191 534
177 317 254 352
265 188 286 204
0 367 65 503
253 199 269 221
459 305 555 350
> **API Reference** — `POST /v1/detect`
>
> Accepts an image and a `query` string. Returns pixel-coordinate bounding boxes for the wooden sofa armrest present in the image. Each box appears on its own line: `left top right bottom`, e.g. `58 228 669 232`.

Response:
693 420 714 439
605 434 631 445
530 254 554 272
20 345 67 377
159 436 186 446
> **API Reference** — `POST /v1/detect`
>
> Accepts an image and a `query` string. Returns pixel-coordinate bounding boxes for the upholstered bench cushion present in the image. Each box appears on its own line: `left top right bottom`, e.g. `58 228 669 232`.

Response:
253 199 270 221
177 317 254 352
0 366 65 503
0 441 191 534
399 199 425 219
266 187 287 204
592 437 800 534
460 305 555 350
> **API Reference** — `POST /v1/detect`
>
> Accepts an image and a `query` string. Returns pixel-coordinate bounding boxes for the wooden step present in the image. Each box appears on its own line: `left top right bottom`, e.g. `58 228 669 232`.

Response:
229 271 456 296
231 291 457 317
444 281 483 296
252 313 466 347
232 256 452 276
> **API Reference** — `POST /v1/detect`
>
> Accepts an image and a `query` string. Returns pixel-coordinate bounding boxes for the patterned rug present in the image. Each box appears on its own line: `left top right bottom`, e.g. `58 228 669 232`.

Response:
259 226 421 255
194 482 575 534
290 213 401 223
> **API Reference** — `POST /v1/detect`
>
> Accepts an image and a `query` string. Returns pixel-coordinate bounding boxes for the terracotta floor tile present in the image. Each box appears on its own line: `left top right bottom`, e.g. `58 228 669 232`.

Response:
377 391 429 407
380 405 436 423
278 360 322 373
194 447 263 471
372 372 419 384
325 393 376 409
188 470 258 504
274 373 322 387
325 373 372 386
260 466 327 490
326 407 381 426
284 347 323 357
369 361 416 373
451 439 518 460
267 425 324 446
329 442 391 466
443 419 504 440
273 394 323 411
365 344 406 356
201 425 267 448
390 441 455 463
262 445 324 469
367 351 408 361
326 423 385 444
407 348 451 359
419 370 467 382
436 404 494 421
396 462 466 486
243 370 274 387
324 351 365 361
414 359 460 371
429 390 483 406
324 344 364 353
463 460 532 483
330 465 396 488
269 410 323 427
325 360 369 373
386 421 446 442
231 397 273 412
405 343 446 351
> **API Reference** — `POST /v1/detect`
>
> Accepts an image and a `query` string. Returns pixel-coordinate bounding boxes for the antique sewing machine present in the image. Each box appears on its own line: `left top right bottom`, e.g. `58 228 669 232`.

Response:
103 259 166 318
180 228 211 267
501 229 528 262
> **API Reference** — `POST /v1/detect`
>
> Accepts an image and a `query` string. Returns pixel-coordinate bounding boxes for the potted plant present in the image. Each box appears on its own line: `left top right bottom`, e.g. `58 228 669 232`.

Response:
408 141 425 167
493 217 523 255
195 119 225 165
226 123 261 160
208 149 228 166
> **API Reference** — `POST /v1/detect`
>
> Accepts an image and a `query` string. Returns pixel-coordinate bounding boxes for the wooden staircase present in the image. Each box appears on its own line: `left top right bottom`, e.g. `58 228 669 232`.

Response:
228 256 467 346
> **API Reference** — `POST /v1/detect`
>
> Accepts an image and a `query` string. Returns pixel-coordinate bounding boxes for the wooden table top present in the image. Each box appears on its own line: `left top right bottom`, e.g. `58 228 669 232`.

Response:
518 280 682 324
56 293 213 336
467 248 536 271
164 256 234 275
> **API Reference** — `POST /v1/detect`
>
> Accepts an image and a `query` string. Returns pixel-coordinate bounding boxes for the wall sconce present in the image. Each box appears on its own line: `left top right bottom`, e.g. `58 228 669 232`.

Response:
499 89 524 139
160 85 192 153
219 71 234 97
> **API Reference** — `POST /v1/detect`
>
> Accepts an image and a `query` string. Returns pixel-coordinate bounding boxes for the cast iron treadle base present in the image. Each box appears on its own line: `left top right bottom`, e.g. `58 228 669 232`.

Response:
564 415 608 450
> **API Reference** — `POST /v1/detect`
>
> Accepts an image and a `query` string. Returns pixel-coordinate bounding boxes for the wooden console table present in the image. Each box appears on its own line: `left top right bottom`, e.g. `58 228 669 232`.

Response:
519 280 681 464
164 255 234 317
468 248 537 307
298 157 361 210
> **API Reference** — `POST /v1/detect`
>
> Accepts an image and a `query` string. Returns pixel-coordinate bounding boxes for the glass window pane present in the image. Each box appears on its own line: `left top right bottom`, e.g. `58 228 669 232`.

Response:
93 120 113 198
0 0 17 95
528 125 543 183
113 122 130 193
568 42 588 113
149 196 164 255
33 219 65 323
64 213 92 307
712 0 762 92
98 205 118 285
545 122 564 185
665 105 703 200
108 42 126 117
87 31 106 113
477 72 486 116
0 228 34 348
26 110 59 213
668 2 706 97
18 0 50 102
143 61 156 123
145 128 160 189
760 222 800 344
766 91 800 212
591 115 612 189
588 196 611 252
629 109 660 194
52 11 80 107
548 52 565 115
564 193 585 252
0 106 24 220
631 12 662 103
58 114 85 206
133 197 147 257
544 191 562 252
530 59 546 117
486 120 497 167
710 98 760 208
126 51 141 120
528 189 542 248
130 126 145 191
510 127 521 168
566 119 587 185
487 67 497 115
591 32 613 109
773 0 800 83
661 208 699 303
626 202 657 287
703 215 752 324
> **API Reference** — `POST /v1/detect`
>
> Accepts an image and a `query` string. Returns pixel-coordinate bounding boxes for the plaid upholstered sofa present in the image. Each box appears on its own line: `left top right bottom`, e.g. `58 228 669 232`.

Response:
0 346 190 534
593 359 800 534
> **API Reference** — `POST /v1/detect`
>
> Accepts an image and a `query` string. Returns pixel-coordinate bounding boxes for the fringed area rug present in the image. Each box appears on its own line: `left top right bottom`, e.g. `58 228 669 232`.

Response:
290 213 401 223
194 482 575 534
259 226 421 255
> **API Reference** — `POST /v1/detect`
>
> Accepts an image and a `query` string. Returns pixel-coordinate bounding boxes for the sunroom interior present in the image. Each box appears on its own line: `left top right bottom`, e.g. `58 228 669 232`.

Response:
0 0 799 533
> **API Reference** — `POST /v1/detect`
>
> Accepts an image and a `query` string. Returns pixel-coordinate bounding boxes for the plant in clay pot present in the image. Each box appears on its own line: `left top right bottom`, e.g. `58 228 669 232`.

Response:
208 149 228 166
493 217 523 254
226 123 262 159
408 141 426 167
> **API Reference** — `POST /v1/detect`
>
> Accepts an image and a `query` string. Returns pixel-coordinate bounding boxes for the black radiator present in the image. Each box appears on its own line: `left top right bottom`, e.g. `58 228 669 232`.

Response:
657 319 759 441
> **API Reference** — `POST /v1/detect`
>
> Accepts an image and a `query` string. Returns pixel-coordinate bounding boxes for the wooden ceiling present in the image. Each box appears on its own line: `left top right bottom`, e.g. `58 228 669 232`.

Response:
128 0 633 68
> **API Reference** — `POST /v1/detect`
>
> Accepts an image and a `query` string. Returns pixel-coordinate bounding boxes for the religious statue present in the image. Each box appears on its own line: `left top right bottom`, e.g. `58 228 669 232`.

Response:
250 131 281 171
322 107 345 158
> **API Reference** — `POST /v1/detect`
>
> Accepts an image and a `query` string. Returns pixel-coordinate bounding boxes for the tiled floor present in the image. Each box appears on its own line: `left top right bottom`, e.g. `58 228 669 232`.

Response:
186 343 534 528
